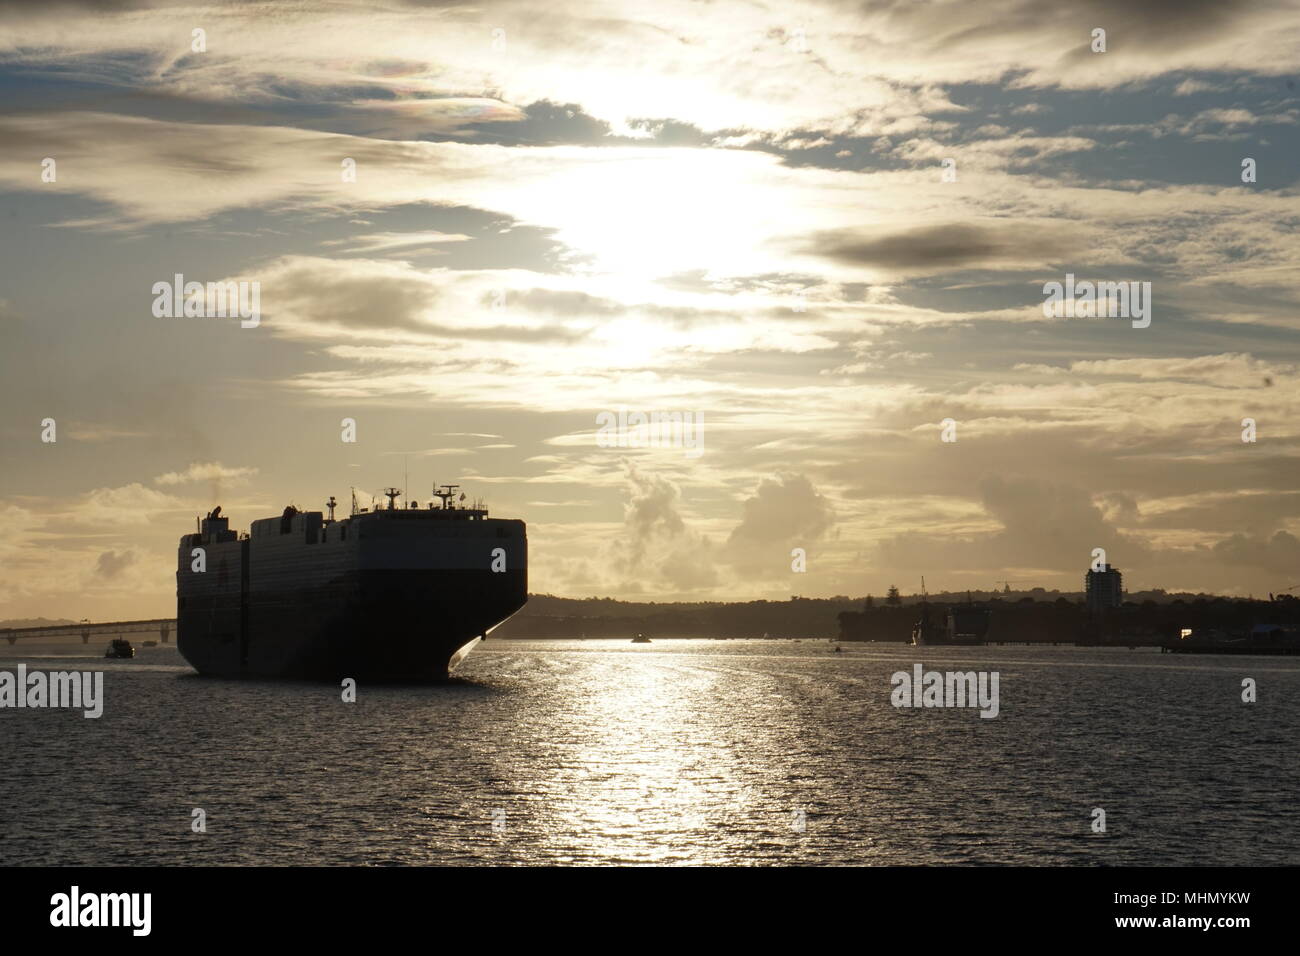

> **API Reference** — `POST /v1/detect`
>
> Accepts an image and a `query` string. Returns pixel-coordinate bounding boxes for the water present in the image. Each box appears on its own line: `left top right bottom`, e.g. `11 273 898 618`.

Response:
2 639 1295 865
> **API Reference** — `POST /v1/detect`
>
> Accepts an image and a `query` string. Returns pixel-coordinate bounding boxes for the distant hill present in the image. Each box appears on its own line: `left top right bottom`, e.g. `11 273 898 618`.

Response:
494 592 1294 641
497 595 862 639
0 617 78 629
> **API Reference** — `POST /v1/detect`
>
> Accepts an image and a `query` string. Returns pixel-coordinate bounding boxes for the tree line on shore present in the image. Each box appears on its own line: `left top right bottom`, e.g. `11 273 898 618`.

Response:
490 592 1300 642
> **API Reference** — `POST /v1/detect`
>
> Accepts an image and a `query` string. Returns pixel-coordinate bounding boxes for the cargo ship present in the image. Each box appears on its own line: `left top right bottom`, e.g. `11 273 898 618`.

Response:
910 602 991 646
176 485 527 679
909 579 990 646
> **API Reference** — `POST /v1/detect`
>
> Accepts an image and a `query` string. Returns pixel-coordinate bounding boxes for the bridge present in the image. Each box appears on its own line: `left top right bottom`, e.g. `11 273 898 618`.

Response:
2 618 175 645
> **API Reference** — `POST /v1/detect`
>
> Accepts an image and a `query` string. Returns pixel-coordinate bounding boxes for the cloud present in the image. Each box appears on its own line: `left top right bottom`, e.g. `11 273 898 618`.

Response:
728 474 834 547
65 424 154 442
153 462 258 486
79 483 186 525
322 231 471 256
877 476 1147 575
579 462 722 594
805 222 1080 275
2 0 1294 141
622 464 685 555
1173 78 1226 96
250 256 597 345
723 474 835 577
261 256 447 336
508 288 626 317
1070 353 1293 388
0 503 41 574
1212 529 1300 569
95 549 137 579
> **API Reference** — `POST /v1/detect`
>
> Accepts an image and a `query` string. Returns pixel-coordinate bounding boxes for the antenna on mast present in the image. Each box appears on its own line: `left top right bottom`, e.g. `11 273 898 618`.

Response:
433 484 460 510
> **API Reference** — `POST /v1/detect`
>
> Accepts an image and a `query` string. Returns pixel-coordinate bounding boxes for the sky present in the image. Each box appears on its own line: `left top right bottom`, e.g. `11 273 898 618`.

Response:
1 0 1298 621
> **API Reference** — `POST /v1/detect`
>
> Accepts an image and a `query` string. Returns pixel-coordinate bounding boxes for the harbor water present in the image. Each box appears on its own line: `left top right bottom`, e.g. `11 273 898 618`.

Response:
2 639 1295 865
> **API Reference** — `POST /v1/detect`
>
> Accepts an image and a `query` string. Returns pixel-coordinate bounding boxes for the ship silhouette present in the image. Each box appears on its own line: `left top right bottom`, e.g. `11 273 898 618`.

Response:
176 486 527 679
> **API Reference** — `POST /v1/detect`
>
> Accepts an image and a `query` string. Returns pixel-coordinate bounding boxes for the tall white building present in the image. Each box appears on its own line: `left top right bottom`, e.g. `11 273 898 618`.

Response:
1085 564 1123 611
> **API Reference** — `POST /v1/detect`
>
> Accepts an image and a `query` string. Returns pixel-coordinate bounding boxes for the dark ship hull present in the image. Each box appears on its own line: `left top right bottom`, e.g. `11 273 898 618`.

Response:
911 603 990 646
1162 627 1300 657
177 495 526 680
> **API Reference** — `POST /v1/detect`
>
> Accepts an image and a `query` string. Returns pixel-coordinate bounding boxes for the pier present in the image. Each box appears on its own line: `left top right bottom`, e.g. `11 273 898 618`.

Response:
2 618 174 645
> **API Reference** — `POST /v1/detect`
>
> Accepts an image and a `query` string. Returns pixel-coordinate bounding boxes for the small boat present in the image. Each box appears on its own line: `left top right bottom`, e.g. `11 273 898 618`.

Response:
142 640 158 647
105 638 135 659
631 633 652 644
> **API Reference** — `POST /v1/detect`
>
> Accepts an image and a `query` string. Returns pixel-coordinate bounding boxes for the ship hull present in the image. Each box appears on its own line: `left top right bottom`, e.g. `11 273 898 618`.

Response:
178 569 526 679
177 506 527 680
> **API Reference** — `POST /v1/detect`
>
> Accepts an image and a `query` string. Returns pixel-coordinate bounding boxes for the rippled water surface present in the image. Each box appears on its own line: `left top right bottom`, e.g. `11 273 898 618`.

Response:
2 639 1296 865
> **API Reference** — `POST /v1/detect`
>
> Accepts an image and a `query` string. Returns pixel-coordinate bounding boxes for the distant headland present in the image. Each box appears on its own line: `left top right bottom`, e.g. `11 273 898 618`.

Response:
491 589 1300 643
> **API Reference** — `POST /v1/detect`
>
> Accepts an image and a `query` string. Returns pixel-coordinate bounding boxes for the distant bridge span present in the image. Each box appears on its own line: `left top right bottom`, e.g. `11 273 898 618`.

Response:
3 618 175 645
